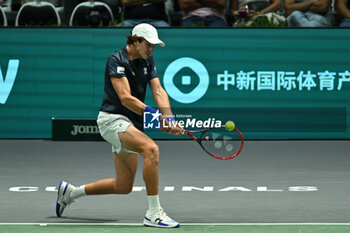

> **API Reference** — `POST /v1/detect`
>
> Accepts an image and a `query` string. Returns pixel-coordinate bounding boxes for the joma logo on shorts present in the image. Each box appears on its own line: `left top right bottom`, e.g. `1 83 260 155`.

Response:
71 125 99 135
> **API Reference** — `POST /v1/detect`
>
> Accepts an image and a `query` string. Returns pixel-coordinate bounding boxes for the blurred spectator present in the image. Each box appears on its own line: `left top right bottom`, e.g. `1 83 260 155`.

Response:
178 0 229 27
235 0 282 14
121 0 169 27
335 0 350 26
0 0 4 6
231 0 285 26
21 0 62 6
285 0 333 26
63 0 120 25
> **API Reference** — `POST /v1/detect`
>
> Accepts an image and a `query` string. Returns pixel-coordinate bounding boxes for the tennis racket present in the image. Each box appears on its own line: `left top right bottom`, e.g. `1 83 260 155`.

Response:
183 126 244 160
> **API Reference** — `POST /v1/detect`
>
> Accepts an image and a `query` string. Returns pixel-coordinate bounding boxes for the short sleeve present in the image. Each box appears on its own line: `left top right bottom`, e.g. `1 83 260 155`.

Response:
107 54 125 78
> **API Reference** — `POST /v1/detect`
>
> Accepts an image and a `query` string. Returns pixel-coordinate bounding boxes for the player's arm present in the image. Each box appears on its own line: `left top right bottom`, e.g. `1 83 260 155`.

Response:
149 77 173 118
149 78 182 135
111 76 146 115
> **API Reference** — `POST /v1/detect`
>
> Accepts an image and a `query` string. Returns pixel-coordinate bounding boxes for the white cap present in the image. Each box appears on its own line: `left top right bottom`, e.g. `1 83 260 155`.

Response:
132 23 165 47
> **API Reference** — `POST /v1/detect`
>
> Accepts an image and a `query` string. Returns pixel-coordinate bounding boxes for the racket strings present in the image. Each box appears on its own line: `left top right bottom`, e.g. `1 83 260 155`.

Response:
201 129 242 158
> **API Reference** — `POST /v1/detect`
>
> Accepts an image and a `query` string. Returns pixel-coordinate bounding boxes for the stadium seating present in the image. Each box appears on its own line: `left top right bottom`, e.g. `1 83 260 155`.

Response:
15 1 61 26
69 1 114 27
0 7 8 26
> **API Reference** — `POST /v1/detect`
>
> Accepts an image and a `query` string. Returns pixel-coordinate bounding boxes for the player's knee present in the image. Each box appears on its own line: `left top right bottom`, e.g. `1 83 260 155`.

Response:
144 143 159 163
113 182 133 194
149 143 159 156
116 187 133 194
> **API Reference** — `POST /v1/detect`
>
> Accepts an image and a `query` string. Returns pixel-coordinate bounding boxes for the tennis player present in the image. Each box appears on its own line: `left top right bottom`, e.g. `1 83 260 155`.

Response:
56 23 182 228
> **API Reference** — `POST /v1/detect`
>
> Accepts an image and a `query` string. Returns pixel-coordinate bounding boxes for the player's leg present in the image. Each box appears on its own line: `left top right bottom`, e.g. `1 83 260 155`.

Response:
84 123 163 214
56 112 178 227
117 125 159 196
84 151 138 195
85 121 159 196
56 119 155 214
63 124 163 214
117 126 179 228
56 112 140 217
56 150 139 217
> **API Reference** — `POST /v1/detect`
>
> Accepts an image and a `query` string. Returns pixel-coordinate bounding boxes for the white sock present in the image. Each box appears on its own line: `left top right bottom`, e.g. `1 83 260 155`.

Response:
70 185 86 200
148 195 161 213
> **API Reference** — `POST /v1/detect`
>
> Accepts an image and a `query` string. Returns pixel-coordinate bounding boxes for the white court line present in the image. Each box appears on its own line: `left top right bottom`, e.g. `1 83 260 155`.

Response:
0 223 350 226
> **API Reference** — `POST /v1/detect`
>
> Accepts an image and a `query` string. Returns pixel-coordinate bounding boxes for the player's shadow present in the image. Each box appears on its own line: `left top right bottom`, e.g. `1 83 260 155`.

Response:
46 216 120 222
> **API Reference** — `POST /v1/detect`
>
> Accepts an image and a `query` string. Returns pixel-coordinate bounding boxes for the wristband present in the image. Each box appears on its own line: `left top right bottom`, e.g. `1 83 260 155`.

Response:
145 105 157 113
167 116 175 122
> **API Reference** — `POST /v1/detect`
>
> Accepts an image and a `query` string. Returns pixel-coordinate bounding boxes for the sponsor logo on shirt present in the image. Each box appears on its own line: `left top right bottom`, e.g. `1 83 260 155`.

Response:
117 66 125 74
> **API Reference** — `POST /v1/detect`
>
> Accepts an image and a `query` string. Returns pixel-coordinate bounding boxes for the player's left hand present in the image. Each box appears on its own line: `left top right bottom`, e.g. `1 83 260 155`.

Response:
169 122 183 136
159 116 183 135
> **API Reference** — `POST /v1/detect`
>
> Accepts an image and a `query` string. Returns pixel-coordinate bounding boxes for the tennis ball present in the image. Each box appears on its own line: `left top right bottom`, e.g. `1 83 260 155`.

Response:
225 121 235 131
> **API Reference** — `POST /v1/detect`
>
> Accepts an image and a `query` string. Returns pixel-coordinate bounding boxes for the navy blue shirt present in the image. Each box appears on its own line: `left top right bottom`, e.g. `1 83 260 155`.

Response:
100 47 158 131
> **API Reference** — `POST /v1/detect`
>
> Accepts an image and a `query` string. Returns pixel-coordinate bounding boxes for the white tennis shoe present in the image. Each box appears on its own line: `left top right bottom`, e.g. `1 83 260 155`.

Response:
56 181 75 217
143 208 180 228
